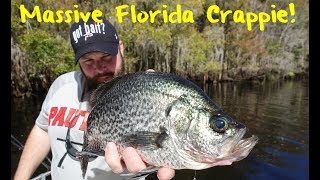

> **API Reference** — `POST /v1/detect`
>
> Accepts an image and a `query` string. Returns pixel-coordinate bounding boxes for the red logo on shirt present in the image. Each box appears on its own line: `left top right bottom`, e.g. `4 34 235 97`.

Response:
48 107 89 131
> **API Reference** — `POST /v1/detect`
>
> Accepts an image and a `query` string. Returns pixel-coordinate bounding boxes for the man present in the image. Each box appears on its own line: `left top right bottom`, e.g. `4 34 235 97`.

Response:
14 18 175 180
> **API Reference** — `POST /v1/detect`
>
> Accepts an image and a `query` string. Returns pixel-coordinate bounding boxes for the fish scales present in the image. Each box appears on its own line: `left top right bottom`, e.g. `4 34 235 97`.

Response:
87 72 211 143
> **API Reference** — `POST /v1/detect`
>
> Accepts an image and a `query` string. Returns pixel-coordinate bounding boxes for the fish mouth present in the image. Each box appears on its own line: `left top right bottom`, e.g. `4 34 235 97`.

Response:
233 133 259 152
230 133 259 159
229 128 251 152
180 128 258 169
200 128 259 165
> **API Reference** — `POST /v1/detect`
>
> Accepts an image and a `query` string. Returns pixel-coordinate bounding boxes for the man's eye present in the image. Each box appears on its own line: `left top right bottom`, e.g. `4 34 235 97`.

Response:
84 60 93 65
102 56 112 62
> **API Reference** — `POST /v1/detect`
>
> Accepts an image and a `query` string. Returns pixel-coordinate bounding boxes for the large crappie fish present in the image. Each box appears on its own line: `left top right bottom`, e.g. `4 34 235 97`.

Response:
79 71 258 178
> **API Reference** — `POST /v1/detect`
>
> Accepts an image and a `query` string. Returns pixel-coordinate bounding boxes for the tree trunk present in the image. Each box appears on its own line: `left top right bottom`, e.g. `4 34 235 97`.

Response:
11 38 32 97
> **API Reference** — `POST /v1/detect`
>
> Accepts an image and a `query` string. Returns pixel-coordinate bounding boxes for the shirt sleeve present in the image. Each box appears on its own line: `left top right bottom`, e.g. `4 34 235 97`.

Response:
35 75 64 130
35 96 50 130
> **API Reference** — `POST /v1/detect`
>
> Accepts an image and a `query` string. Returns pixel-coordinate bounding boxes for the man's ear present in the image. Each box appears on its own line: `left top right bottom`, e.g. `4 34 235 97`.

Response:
118 40 124 57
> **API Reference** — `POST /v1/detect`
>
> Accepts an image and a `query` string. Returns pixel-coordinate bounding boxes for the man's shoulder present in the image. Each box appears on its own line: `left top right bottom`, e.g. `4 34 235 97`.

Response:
50 71 83 90
54 71 82 84
40 71 84 107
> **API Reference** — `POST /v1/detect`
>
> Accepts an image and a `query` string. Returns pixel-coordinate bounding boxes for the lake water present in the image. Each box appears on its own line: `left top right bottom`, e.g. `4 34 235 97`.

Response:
11 78 309 180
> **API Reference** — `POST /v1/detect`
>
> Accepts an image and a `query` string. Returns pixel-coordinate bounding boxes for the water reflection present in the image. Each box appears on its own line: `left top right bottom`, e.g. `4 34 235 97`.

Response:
200 79 309 180
11 79 309 180
11 94 48 179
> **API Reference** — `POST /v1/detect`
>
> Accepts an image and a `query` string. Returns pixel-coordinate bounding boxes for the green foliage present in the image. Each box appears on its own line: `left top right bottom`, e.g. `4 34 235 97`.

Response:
201 60 220 73
11 0 24 38
11 0 309 89
11 16 24 37
288 71 295 77
18 29 76 79
265 40 282 55
184 31 208 65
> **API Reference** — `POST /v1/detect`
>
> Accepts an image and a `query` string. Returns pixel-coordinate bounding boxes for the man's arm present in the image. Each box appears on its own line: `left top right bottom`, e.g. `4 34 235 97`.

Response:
14 125 51 180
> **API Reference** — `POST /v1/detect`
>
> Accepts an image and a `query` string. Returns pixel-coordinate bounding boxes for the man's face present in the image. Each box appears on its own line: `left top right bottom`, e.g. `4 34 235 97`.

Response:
79 51 123 90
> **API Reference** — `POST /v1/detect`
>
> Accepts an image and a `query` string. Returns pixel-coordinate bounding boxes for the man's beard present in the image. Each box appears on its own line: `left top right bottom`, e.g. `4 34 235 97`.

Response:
86 71 114 91
81 67 125 93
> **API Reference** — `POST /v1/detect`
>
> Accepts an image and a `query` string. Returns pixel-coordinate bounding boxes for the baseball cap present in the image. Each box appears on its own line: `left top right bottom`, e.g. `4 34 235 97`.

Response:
70 18 119 64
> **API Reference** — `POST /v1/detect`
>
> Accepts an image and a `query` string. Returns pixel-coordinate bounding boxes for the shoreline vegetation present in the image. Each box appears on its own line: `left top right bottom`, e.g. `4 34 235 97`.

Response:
11 0 309 98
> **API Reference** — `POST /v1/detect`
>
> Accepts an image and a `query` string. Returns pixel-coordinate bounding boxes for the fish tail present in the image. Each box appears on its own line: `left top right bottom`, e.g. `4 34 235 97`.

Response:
79 134 89 178
79 153 89 178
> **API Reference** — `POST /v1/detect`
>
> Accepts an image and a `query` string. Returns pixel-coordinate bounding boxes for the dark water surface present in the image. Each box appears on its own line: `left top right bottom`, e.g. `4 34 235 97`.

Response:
11 79 309 180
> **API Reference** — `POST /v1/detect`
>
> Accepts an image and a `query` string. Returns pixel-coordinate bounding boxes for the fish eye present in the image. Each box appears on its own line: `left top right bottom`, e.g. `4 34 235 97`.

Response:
210 116 229 133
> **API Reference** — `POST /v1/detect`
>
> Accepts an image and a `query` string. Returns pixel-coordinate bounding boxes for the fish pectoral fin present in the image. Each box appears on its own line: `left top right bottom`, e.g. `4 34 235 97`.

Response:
123 130 169 149
120 166 159 179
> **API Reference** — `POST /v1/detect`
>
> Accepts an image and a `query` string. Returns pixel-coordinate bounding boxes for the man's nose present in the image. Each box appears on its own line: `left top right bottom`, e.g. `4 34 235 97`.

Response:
95 61 108 73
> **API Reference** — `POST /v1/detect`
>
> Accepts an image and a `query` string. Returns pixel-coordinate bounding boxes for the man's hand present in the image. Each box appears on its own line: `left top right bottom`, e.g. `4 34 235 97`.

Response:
105 142 175 180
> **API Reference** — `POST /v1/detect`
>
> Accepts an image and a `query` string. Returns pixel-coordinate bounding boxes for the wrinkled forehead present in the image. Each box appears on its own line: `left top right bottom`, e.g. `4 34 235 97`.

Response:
80 51 111 59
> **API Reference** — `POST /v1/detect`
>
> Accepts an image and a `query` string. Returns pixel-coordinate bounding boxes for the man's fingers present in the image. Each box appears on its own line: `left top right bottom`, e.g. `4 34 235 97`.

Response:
122 147 147 173
105 143 159 175
146 69 155 72
157 167 175 180
105 142 125 173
